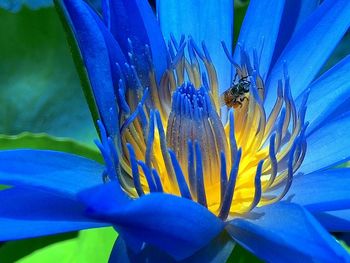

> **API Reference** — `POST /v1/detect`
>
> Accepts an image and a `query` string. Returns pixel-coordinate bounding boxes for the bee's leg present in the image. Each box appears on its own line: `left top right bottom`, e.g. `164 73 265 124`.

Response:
234 73 238 83
238 101 243 108
240 97 249 103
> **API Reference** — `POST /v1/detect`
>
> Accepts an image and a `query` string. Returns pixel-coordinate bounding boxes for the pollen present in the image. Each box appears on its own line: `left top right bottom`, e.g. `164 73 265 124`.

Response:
97 38 308 221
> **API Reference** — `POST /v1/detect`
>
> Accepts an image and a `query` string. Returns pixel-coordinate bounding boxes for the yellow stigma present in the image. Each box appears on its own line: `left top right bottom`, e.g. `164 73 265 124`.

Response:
104 39 307 220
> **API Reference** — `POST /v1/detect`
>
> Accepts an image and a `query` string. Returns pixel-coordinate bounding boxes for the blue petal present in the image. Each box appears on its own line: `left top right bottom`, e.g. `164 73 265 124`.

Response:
157 0 233 93
314 210 350 232
57 0 120 136
0 150 103 197
282 168 350 212
271 0 320 66
298 55 350 134
79 182 224 260
234 0 285 79
265 0 350 112
109 231 234 263
102 0 167 84
0 187 108 241
299 112 350 175
227 202 350 262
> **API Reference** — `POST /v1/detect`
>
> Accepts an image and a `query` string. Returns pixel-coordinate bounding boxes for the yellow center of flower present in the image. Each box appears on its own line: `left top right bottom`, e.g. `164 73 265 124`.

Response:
103 40 308 220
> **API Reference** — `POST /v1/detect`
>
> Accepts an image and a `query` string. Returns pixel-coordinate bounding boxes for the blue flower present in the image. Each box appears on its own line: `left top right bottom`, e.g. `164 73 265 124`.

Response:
1 0 350 262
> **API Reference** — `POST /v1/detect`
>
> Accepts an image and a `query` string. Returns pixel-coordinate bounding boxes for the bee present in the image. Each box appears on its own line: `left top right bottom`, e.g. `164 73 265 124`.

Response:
221 75 251 108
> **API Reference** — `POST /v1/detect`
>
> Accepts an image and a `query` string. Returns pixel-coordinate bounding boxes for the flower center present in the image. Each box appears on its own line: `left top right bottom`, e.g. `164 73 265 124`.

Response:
97 38 308 220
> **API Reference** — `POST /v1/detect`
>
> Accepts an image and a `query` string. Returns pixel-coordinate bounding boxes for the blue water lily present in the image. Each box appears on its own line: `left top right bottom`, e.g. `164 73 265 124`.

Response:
1 0 350 262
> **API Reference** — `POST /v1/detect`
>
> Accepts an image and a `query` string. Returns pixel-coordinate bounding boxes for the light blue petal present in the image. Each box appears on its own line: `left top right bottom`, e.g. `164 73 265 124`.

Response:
282 168 350 211
102 0 167 85
0 187 108 241
265 0 350 112
57 0 120 136
298 55 350 134
227 202 350 262
299 112 350 175
271 0 320 66
234 0 285 79
157 0 233 93
79 182 224 261
0 150 103 197
314 210 350 232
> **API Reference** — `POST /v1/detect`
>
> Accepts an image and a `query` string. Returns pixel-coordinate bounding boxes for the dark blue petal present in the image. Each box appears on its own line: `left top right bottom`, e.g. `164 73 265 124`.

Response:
314 210 350 232
109 230 235 263
234 0 285 79
298 55 350 134
0 187 108 241
227 202 350 262
271 0 320 67
157 0 233 93
102 0 167 84
266 0 350 112
300 112 350 175
79 182 224 260
282 168 350 212
0 150 103 197
57 0 120 135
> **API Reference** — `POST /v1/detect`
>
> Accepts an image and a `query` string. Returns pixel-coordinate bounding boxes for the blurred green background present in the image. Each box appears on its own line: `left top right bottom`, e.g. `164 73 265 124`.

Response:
0 0 349 262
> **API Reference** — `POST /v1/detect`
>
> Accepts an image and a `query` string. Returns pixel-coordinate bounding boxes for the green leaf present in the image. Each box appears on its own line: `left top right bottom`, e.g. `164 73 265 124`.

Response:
0 7 97 146
0 132 102 163
227 244 262 263
14 228 117 263
0 232 78 263
234 0 249 43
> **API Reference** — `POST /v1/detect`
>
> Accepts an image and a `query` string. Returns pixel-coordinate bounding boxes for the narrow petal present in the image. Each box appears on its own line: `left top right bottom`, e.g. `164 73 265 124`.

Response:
271 0 320 66
0 150 103 197
56 0 120 135
300 112 350 175
234 0 285 79
266 0 350 112
102 0 167 84
79 182 224 261
227 202 350 262
314 210 350 232
157 0 233 93
0 188 108 241
298 55 350 134
282 168 350 211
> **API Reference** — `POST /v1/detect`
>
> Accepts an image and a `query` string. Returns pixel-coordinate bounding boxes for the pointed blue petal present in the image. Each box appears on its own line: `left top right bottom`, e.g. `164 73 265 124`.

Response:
300 112 350 175
298 55 350 134
157 0 233 93
109 237 132 263
57 0 121 136
102 0 167 84
110 237 174 263
234 0 285 79
282 169 350 212
79 182 224 260
266 0 350 112
314 210 350 232
0 150 103 197
271 0 320 66
110 231 234 263
227 202 350 262
0 188 108 241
